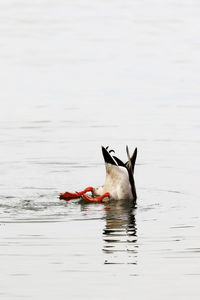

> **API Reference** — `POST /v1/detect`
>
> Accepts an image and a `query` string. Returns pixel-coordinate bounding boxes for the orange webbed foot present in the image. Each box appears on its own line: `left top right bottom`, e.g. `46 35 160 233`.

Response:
81 192 110 202
60 187 93 201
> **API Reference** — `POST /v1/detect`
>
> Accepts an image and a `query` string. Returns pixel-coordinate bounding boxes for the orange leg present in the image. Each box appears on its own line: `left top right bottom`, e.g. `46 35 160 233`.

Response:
81 192 110 202
60 186 93 201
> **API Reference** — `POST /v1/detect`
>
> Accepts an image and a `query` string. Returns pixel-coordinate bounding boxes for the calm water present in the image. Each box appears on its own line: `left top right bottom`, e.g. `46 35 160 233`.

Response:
0 0 200 299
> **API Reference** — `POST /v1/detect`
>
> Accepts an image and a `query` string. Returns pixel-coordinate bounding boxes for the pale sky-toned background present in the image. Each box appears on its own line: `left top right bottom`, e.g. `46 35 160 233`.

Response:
0 1 200 299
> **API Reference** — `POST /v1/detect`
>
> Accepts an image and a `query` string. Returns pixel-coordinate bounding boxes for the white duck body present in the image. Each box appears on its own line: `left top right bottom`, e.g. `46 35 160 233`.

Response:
60 145 137 203
93 162 133 200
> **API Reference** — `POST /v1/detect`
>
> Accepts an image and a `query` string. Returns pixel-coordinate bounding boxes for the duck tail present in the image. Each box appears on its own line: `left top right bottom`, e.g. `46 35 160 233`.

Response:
126 146 137 174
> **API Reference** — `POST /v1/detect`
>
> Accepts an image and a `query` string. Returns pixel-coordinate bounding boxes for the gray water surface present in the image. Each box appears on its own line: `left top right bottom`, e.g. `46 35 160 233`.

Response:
0 0 200 299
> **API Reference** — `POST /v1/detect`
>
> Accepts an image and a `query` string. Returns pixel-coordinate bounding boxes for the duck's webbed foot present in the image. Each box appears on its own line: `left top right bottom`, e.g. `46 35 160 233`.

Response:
60 187 93 201
81 192 110 202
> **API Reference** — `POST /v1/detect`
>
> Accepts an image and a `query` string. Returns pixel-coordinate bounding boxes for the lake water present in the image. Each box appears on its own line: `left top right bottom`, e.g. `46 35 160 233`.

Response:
0 0 200 299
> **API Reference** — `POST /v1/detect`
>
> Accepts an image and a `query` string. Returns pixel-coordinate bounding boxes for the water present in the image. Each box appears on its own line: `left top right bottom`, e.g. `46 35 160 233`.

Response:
0 0 200 299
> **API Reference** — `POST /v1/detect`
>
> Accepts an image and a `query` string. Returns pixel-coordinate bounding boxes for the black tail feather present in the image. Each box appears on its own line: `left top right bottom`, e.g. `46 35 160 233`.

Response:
102 146 117 166
131 148 137 173
113 156 126 167
125 147 137 173
126 145 137 200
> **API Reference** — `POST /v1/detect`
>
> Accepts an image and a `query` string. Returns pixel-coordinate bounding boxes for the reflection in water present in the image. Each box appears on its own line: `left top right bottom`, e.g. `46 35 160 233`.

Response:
103 199 138 265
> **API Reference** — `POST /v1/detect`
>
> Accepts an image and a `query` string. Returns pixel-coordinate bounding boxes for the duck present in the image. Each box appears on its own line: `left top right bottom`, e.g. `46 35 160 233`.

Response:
60 145 137 203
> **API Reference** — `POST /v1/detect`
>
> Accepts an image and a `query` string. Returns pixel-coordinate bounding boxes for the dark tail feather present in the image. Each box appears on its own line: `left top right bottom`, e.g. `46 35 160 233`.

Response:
113 156 126 167
126 146 137 173
126 145 137 200
131 148 137 173
102 146 117 166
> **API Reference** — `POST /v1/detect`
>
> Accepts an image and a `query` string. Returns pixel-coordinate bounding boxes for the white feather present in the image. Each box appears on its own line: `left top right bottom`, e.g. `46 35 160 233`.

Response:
93 163 133 200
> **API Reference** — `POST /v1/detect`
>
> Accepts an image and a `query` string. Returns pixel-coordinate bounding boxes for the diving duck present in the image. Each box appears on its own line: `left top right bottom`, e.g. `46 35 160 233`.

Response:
60 145 137 202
